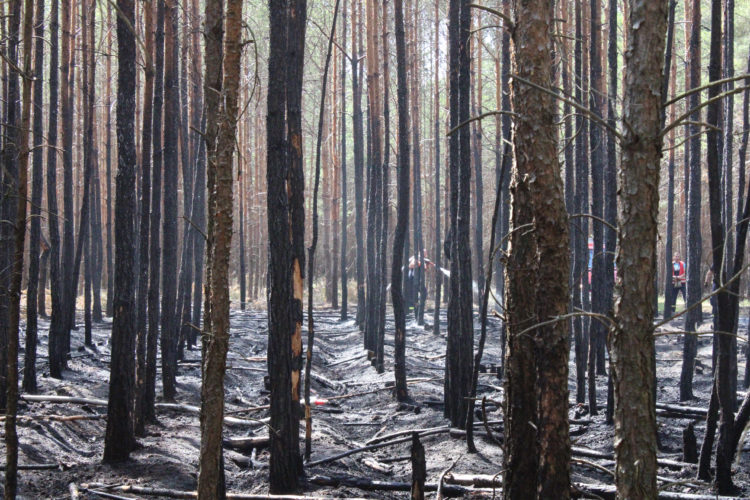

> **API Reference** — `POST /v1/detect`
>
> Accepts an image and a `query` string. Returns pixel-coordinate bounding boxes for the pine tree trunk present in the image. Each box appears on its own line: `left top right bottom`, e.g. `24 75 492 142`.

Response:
103 0 138 463
681 0 702 401
611 1 668 497
46 0 64 381
146 0 165 423
198 0 243 496
392 0 410 402
24 0 47 393
266 0 304 492
444 0 473 430
160 0 180 401
4 0 34 494
135 0 155 436
352 0 366 329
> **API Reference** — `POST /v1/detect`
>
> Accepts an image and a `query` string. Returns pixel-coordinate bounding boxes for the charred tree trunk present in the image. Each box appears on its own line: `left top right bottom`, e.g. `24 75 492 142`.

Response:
705 0 735 492
392 0 410 402
432 0 442 336
352 0 366 329
610 1 668 497
588 0 605 415
681 0 702 402
160 0 180 401
198 0 243 496
510 0 571 495
103 0 138 463
340 1 348 321
266 0 305 492
444 0 473 430
46 0 64 381
145 0 165 423
4 0 33 494
24 0 46 393
134 0 155 436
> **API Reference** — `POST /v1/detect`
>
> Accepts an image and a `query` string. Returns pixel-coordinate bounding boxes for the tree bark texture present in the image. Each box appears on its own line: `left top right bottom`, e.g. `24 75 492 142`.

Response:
611 1 668 498
103 0 138 464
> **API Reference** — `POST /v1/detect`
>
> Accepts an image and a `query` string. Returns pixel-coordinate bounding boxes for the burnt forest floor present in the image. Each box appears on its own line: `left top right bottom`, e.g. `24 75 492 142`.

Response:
3 304 750 499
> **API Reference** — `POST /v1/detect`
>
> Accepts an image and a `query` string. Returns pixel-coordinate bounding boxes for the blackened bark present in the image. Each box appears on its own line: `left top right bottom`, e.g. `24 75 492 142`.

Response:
740 53 750 390
340 0 348 321
146 0 165 423
46 0 64 381
445 0 473 430
105 4 113 318
103 0 137 463
5 0 33 494
432 0 442 336
681 0 701 402
611 1 668 497
24 0 46 393
588 0 604 415
573 0 588 405
392 0 410 402
351 0 366 329
376 0 389 375
198 0 243 496
705 0 735 492
135 0 155 436
267 0 304 492
161 0 180 401
305 0 341 460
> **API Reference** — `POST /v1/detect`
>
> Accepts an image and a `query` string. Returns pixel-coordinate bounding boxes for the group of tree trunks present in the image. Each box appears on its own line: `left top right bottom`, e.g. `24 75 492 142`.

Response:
3 0 750 499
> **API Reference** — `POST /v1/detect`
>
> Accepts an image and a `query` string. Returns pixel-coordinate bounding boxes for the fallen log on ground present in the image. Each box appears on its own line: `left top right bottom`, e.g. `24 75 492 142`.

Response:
573 482 739 500
223 435 270 452
19 395 264 427
0 463 59 471
571 446 692 470
308 474 469 497
0 414 105 423
82 484 355 500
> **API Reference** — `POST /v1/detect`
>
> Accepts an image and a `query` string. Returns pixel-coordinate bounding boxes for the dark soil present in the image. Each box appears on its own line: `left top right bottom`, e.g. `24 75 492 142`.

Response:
3 305 749 498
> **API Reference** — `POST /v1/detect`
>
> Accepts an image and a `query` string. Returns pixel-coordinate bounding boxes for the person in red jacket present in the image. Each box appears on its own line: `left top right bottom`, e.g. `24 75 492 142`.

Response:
671 253 686 313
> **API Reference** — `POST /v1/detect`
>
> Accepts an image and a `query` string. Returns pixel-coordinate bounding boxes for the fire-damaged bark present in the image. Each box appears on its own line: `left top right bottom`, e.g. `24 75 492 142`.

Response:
610 1 668 498
103 0 138 464
392 0 410 402
198 0 243 496
444 0 473 431
266 0 306 492
505 0 571 496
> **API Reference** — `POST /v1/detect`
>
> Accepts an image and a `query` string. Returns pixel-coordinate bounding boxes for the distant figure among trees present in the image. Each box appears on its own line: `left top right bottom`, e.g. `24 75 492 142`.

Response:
670 252 686 314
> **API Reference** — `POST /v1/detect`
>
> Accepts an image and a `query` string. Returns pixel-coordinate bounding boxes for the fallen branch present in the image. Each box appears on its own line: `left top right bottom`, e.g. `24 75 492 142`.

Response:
223 435 270 452
0 463 58 471
20 394 264 427
83 484 345 500
308 474 468 497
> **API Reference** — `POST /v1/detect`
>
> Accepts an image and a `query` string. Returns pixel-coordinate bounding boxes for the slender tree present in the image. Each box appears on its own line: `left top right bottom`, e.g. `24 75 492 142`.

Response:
680 0 702 401
135 0 155 436
145 0 165 423
340 0 348 321
198 0 243 495
266 0 305 491
46 0 64 380
161 0 180 401
392 0 410 401
352 0 366 328
610 1 668 497
103 0 138 463
444 0 473 430
5 0 34 495
24 0 46 393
